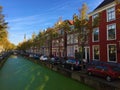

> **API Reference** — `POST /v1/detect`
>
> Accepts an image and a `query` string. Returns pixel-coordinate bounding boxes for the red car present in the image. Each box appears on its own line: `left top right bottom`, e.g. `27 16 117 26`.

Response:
87 64 120 81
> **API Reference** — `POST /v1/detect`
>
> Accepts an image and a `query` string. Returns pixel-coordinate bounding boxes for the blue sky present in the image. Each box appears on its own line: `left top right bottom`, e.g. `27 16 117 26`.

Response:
0 0 103 45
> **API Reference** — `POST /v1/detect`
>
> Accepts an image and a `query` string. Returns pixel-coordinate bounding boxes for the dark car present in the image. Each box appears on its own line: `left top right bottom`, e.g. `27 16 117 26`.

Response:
33 54 40 60
62 59 81 71
50 56 60 65
0 54 3 60
87 61 120 81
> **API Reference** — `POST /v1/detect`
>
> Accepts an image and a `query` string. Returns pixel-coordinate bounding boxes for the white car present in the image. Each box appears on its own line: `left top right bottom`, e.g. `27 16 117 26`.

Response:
40 56 48 61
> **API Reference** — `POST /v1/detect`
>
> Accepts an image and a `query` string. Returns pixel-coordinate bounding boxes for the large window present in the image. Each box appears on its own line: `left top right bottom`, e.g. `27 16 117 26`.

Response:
70 25 74 31
92 14 98 21
74 34 78 43
93 45 100 60
92 28 99 42
107 24 116 40
108 44 117 62
92 14 99 26
107 7 115 22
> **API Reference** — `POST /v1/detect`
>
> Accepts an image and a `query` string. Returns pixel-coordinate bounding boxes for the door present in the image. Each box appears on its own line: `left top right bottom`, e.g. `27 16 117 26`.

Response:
83 47 90 63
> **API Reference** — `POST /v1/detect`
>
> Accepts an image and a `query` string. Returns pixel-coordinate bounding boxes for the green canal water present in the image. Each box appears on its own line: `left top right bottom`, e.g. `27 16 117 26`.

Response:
0 55 94 90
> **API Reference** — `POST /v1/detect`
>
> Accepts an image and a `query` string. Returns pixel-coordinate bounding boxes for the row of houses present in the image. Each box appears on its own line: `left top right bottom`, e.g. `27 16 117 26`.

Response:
30 0 120 64
50 0 120 63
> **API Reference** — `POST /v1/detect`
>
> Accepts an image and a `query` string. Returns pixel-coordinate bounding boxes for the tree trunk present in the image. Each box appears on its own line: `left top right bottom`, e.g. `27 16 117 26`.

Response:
64 32 67 59
58 39 61 58
80 45 85 70
49 39 52 57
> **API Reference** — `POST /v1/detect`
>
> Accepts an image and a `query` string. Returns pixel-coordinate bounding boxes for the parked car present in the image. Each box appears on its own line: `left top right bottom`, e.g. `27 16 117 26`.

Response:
33 54 40 60
40 55 48 61
50 56 60 65
0 54 3 60
29 53 34 58
62 59 81 71
24 52 29 57
87 61 120 81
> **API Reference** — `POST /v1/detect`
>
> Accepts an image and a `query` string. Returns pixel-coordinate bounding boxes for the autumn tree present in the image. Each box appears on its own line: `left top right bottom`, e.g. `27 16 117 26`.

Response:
73 3 90 64
44 27 56 57
0 6 8 44
0 6 14 51
54 18 71 59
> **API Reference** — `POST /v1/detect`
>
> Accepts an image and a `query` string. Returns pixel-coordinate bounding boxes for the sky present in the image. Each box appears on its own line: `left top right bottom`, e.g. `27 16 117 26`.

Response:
0 0 103 45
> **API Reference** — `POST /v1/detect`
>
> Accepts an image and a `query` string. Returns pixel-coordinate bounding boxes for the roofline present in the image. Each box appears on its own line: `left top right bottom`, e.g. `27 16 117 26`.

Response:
88 1 116 17
64 20 74 25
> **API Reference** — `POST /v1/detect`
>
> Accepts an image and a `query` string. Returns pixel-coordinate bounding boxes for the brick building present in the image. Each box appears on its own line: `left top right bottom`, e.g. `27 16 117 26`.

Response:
89 0 120 63
51 0 120 64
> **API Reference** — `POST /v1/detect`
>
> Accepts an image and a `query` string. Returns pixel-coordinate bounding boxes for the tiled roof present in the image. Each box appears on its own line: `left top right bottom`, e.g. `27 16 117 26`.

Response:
94 0 115 11
68 20 74 25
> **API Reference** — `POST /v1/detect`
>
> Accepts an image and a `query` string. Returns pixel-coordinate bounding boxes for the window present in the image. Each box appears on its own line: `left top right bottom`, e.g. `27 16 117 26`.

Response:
92 14 99 26
108 44 117 62
67 35 71 44
107 7 115 22
58 29 64 35
93 45 100 60
74 34 78 43
112 67 120 72
71 35 73 44
92 14 98 21
70 25 74 31
95 66 108 71
107 24 116 40
92 28 99 42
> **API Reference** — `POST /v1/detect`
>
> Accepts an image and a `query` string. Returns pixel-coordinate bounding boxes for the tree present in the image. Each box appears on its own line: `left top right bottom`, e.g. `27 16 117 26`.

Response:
54 18 71 59
73 3 90 65
45 27 57 57
0 6 8 43
60 20 71 59
0 6 13 52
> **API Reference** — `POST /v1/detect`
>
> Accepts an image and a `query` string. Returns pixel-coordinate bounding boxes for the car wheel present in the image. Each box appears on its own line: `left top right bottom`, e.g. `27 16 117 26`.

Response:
71 67 74 71
88 72 92 76
106 76 111 82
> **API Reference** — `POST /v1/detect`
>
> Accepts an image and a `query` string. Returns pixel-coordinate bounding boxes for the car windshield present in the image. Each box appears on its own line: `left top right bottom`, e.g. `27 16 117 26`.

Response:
66 59 76 64
44 56 47 58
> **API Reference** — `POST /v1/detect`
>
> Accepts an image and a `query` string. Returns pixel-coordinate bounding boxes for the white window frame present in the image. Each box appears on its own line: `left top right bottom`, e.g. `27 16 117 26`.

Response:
92 45 100 60
107 7 115 22
107 44 117 63
107 23 116 40
92 27 99 42
92 14 98 22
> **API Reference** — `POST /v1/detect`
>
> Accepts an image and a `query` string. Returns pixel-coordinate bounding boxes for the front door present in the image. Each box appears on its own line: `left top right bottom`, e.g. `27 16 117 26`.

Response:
83 47 90 63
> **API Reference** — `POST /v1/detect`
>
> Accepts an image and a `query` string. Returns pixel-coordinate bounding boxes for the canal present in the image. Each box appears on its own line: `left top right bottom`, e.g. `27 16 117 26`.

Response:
0 55 94 90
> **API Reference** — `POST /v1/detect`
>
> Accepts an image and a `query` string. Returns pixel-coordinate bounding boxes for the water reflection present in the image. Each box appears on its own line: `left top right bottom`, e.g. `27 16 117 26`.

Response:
10 55 18 59
0 55 94 90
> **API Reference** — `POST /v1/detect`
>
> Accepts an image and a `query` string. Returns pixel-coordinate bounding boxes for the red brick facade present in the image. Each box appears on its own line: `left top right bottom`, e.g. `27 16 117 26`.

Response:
89 1 120 63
